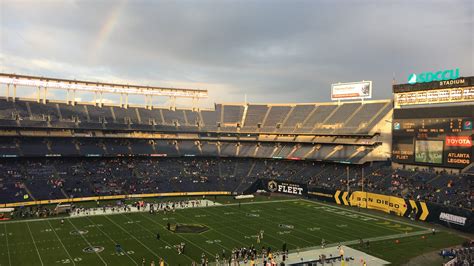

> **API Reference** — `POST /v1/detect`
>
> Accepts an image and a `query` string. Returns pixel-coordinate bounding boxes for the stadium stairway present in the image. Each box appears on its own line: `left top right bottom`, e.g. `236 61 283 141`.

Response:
426 174 443 186
461 162 474 175
60 187 70 199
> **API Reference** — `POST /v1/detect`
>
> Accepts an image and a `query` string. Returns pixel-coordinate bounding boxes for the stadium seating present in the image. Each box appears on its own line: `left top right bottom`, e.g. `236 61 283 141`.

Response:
1 97 469 212
2 136 375 164
0 97 391 135
0 157 470 210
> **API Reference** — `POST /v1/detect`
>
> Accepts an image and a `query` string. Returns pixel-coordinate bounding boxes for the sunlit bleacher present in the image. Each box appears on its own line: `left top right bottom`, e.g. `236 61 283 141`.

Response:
0 97 391 135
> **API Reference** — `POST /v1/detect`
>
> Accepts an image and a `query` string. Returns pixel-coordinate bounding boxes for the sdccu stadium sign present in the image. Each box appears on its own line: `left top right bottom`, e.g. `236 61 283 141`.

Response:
266 180 306 195
408 68 460 84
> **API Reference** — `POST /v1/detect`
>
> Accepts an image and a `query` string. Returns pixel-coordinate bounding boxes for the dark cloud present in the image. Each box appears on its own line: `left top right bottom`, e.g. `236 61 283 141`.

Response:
1 0 472 104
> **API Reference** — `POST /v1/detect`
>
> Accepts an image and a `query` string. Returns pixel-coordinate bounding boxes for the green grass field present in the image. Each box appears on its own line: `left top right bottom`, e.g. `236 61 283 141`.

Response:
0 198 466 265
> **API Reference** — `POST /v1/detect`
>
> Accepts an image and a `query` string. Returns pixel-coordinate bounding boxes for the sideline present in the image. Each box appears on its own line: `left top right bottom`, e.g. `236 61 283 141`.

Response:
0 198 298 224
215 231 431 266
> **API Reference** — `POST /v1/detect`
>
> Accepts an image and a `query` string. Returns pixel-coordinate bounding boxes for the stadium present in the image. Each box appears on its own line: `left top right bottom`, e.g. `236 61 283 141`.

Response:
0 71 472 266
1 1 473 265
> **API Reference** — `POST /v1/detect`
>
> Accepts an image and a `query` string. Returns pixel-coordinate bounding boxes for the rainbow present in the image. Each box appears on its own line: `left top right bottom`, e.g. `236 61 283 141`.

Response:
90 0 128 61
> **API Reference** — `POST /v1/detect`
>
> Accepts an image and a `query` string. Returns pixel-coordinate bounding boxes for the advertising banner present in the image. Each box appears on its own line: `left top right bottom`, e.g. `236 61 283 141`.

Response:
445 136 472 147
424 203 474 233
393 76 474 93
407 68 460 85
307 187 337 202
331 81 372 100
445 135 472 167
349 191 409 216
265 179 307 196
244 179 308 196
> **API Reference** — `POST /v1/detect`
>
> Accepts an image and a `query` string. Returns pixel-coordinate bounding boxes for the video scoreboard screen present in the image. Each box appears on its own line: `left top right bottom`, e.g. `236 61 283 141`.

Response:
392 105 473 168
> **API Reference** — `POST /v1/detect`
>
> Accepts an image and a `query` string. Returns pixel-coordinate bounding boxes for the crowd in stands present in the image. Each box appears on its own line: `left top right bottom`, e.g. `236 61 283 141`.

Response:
0 157 471 210
440 240 474 266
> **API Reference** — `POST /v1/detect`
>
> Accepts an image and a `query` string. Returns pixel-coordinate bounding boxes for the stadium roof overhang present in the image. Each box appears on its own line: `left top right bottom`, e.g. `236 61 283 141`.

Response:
0 73 208 98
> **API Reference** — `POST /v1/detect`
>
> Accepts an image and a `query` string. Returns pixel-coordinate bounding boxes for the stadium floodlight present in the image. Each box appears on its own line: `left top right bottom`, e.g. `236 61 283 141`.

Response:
0 73 208 98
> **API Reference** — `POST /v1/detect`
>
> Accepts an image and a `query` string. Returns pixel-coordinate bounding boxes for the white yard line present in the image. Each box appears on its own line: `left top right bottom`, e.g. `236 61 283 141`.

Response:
67 219 108 265
141 210 236 257
203 204 316 248
46 220 76 266
271 201 404 238
176 208 250 248
103 214 170 266
249 204 360 243
207 199 429 249
136 212 214 258
219 204 316 246
128 212 206 265
26 222 44 266
84 216 138 266
3 223 12 266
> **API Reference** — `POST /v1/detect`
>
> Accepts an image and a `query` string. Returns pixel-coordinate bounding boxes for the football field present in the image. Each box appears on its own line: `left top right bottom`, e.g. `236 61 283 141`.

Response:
0 198 464 265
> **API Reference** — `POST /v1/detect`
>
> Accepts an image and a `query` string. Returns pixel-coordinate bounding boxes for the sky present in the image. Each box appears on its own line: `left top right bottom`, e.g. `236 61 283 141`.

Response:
0 0 472 107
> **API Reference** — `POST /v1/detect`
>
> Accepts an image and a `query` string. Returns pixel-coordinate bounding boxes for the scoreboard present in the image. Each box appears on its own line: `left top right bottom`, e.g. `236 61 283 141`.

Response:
392 105 473 168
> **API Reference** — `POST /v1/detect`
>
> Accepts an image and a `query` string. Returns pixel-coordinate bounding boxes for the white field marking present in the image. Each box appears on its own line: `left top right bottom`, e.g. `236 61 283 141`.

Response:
26 222 44 266
46 220 76 266
303 206 409 237
275 201 416 239
10 195 412 251
135 212 215 261
291 230 431 254
225 204 315 246
292 203 400 236
208 202 319 246
171 207 242 251
302 199 430 230
84 216 138 266
103 214 170 266
197 206 274 247
6 197 422 251
269 202 394 244
3 224 12 266
222 208 312 247
0 199 299 224
67 219 108 265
